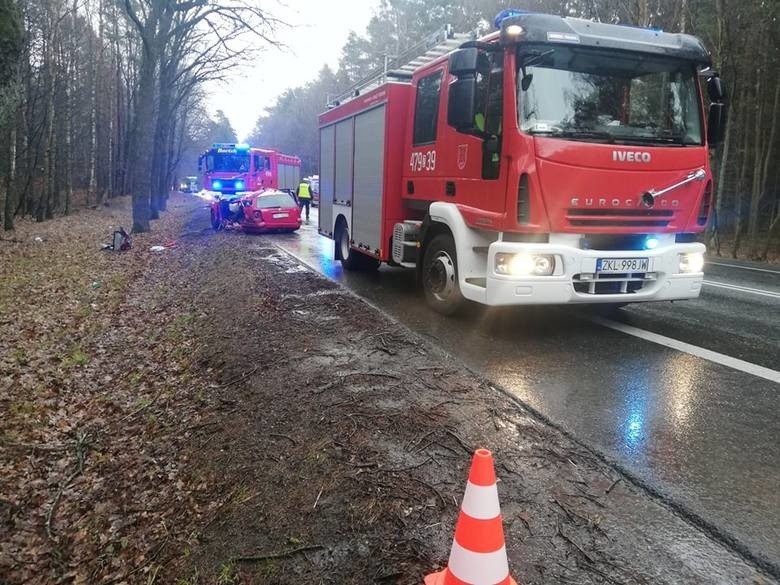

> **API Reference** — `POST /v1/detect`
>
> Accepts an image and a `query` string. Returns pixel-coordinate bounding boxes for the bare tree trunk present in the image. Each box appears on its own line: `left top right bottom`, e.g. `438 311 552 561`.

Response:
747 40 770 258
130 54 155 231
762 210 780 260
732 85 753 257
87 27 98 207
64 28 73 215
151 67 173 216
3 122 17 230
38 25 56 222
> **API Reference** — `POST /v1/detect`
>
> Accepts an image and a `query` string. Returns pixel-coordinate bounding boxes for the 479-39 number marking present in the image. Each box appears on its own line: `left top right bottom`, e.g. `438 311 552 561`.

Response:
410 150 436 172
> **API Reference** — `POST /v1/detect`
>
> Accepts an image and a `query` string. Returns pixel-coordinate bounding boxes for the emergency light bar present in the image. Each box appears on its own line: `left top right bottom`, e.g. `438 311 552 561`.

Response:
494 8 532 29
211 142 250 154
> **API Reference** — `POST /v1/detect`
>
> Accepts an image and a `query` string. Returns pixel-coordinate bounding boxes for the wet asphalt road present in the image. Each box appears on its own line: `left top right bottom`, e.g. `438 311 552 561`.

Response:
269 215 780 576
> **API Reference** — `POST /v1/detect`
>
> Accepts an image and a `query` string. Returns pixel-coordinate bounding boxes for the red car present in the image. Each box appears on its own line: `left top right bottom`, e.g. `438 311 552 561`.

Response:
210 189 301 233
247 190 303 233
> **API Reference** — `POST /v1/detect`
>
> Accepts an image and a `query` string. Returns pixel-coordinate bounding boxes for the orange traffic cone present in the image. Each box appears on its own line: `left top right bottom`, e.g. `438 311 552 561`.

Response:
424 448 518 585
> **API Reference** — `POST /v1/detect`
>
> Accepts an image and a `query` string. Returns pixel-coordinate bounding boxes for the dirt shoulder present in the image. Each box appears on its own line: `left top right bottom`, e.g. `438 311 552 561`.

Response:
1 196 774 584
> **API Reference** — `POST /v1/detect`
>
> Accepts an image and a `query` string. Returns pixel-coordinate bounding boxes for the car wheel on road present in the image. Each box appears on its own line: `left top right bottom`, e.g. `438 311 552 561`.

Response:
422 233 465 315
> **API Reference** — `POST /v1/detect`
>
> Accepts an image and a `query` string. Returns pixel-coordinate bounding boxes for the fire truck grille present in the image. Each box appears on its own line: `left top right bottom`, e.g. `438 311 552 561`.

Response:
567 208 674 228
572 272 657 295
218 180 236 191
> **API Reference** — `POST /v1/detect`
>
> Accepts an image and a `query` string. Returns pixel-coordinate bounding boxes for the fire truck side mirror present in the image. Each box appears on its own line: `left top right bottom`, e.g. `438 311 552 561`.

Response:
707 76 727 103
448 78 478 133
449 48 479 76
707 102 727 148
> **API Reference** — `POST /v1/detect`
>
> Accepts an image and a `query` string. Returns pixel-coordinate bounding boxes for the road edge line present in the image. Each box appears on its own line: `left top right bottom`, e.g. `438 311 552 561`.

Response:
590 316 780 384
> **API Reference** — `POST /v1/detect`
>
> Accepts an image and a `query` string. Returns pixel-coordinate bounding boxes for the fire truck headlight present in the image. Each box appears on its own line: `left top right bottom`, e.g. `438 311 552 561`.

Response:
495 253 554 276
679 252 704 273
212 180 223 191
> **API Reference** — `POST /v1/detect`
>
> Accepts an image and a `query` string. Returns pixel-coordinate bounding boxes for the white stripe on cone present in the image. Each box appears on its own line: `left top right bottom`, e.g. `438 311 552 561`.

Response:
460 481 501 520
448 541 510 585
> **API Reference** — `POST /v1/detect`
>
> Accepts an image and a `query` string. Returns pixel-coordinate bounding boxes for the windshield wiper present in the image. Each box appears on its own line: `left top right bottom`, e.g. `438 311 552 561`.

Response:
613 134 691 146
530 129 615 143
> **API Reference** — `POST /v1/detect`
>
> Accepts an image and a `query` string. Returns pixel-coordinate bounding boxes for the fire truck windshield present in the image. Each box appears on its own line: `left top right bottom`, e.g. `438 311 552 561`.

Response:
207 153 250 172
517 46 703 146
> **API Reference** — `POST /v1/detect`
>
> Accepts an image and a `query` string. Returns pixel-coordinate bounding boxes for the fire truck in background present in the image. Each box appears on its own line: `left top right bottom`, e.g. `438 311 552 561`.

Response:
318 9 727 315
199 143 301 194
199 143 302 231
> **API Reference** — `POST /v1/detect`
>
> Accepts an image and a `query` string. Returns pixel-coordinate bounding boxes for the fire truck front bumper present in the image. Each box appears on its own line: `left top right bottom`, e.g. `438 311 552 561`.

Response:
479 240 706 306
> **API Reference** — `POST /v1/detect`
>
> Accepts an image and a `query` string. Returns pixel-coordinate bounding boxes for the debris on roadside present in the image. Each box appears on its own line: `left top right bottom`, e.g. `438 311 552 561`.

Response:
150 240 177 252
100 227 131 251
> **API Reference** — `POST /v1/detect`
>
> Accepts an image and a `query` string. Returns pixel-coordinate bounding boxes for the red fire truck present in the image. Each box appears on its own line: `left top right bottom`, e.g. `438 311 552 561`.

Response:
317 10 727 315
199 143 301 194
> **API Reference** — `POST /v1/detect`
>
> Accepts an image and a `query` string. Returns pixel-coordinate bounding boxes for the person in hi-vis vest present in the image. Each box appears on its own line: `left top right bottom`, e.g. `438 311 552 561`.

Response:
296 179 312 221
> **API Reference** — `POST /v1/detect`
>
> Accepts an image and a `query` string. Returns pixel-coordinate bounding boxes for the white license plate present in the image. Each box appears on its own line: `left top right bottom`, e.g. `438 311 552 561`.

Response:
272 213 289 219
597 258 649 273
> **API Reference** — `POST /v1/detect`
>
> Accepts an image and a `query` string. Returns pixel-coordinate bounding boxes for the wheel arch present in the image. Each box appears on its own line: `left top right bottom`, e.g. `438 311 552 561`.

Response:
421 202 493 304
334 213 350 260
416 216 454 282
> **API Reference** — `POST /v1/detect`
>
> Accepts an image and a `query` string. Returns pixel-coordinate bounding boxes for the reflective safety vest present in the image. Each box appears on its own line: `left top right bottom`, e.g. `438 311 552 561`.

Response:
475 112 485 132
298 182 311 199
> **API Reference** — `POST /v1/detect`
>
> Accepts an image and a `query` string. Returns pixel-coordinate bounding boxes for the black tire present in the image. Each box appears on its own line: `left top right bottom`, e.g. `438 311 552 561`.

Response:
422 233 465 315
336 221 374 271
210 210 221 231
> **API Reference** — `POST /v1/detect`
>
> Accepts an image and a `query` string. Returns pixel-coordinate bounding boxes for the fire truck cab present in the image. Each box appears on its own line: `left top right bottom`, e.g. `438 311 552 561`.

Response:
199 143 301 195
318 10 727 314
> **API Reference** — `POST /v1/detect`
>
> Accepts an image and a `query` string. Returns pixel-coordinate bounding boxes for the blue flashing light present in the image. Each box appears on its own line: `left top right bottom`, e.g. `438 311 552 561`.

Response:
212 180 223 191
235 180 245 190
236 143 250 150
644 236 659 250
494 8 531 29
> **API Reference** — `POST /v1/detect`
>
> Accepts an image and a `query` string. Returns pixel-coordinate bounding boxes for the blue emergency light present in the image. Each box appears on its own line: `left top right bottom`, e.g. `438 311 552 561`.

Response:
494 9 532 29
212 180 223 190
235 180 245 190
236 143 250 150
644 236 659 250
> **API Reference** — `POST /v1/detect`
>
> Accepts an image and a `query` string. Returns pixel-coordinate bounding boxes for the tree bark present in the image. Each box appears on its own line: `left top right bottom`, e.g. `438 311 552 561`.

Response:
125 0 164 233
3 121 16 230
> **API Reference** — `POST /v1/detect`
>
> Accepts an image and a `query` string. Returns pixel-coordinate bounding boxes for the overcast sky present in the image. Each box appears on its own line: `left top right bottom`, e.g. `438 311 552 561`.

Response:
207 0 380 141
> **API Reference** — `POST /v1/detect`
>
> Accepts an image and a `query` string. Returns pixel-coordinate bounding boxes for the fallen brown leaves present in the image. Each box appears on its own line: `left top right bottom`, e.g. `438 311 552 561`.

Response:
0 195 220 584
1 196 772 585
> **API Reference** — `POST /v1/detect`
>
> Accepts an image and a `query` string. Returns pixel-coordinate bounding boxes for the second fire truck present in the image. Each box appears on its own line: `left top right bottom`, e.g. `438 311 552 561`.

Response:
199 143 301 195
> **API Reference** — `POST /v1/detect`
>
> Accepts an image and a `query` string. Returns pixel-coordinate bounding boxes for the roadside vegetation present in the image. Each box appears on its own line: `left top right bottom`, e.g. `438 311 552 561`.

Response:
0 0 778 258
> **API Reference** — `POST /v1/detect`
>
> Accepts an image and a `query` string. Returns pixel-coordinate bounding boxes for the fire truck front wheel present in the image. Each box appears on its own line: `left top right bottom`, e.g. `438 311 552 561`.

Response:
423 234 465 316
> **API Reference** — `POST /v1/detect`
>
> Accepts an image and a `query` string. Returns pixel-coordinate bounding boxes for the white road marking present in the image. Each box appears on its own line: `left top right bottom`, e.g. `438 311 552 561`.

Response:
707 261 780 275
703 280 780 300
589 316 780 384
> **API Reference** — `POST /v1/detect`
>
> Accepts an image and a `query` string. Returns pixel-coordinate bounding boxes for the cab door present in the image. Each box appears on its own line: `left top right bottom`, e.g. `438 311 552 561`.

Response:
404 68 445 207
438 48 509 223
